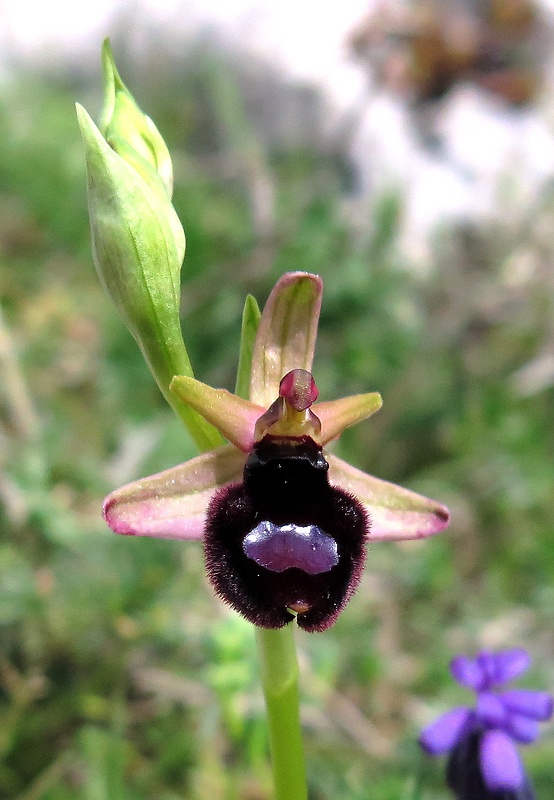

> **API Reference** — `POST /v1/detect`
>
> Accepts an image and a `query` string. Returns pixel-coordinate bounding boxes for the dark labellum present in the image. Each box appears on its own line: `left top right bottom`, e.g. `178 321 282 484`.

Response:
446 730 536 800
204 436 368 631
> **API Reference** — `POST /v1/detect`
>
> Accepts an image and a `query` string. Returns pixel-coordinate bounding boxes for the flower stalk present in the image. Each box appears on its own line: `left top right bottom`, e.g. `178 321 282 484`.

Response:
256 627 308 800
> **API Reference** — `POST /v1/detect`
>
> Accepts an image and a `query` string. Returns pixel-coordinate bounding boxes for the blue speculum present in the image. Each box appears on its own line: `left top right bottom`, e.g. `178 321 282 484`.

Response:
243 521 339 574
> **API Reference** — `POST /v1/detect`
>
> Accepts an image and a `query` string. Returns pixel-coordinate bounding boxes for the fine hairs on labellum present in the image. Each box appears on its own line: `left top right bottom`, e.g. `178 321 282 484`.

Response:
204 436 368 631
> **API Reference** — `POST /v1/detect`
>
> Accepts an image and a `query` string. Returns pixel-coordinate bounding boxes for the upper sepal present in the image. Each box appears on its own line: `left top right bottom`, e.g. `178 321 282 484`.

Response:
250 273 322 407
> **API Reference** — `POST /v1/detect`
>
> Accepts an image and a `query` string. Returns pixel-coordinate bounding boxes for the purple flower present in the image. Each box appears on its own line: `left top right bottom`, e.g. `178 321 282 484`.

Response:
102 273 450 631
419 649 553 799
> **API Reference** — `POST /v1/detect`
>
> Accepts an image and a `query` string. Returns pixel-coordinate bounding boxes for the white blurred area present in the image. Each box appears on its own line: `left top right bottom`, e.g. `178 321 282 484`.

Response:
3 0 554 258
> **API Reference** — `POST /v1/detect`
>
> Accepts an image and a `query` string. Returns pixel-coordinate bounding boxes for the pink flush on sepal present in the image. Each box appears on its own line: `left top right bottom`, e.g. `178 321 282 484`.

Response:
103 272 450 630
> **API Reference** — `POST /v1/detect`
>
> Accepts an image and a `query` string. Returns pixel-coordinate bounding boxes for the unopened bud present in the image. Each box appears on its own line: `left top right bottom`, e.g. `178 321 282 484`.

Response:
76 45 220 451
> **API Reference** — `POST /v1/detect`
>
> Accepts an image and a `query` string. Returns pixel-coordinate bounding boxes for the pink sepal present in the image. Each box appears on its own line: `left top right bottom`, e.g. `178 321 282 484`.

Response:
250 273 322 407
103 444 245 539
327 454 450 541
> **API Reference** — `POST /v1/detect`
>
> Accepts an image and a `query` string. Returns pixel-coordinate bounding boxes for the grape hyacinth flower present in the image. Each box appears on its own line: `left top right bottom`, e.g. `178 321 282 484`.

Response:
103 272 450 631
419 648 553 799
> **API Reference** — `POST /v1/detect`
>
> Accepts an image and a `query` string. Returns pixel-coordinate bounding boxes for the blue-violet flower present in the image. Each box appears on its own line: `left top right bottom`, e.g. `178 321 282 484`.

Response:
419 648 553 799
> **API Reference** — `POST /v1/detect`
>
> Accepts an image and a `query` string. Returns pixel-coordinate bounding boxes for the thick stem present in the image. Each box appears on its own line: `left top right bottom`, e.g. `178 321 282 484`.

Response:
255 625 308 800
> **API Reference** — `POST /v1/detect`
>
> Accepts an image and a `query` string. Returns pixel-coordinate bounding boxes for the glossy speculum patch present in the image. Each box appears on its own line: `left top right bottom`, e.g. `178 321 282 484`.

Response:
243 521 339 574
204 436 368 631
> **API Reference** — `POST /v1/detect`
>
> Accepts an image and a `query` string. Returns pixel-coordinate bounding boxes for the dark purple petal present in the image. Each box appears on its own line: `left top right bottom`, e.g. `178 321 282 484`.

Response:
500 690 554 721
419 707 474 755
205 437 368 632
504 713 540 744
491 648 531 686
476 691 507 727
450 655 486 690
480 729 525 790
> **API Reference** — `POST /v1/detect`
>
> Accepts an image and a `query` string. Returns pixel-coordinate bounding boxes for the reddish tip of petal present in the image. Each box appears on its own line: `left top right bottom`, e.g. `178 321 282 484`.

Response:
102 495 135 535
103 487 207 539
279 369 319 410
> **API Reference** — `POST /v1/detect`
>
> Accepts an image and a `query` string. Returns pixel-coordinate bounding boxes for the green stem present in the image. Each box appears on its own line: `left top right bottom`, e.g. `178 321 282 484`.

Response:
255 625 308 800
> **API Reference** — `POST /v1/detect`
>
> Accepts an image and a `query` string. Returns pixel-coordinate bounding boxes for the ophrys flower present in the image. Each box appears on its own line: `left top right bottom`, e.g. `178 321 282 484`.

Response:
104 273 450 631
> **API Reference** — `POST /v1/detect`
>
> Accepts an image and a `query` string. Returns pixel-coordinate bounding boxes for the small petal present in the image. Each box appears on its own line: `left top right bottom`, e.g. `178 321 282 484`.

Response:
250 273 322 408
480 729 525 790
327 455 450 540
450 655 486 691
476 692 507 727
504 713 540 744
316 392 383 445
500 690 554 721
491 648 531 686
103 444 245 539
170 376 264 452
419 707 474 755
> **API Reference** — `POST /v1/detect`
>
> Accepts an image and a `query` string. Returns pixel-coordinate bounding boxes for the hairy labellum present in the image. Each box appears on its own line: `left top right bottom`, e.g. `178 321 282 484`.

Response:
204 436 368 631
447 731 536 800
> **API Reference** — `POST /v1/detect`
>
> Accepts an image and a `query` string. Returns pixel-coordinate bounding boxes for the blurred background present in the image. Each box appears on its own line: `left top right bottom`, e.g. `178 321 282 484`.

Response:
1 1 554 798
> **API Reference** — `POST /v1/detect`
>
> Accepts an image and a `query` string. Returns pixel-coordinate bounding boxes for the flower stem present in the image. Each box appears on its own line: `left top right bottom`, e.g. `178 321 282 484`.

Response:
255 625 308 800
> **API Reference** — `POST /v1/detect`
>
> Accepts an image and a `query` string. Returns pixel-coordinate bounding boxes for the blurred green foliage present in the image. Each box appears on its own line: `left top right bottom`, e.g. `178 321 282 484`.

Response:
0 47 553 799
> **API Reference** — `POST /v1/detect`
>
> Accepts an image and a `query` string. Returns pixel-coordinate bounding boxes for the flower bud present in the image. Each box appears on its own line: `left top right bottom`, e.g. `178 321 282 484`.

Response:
76 46 221 451
100 39 174 200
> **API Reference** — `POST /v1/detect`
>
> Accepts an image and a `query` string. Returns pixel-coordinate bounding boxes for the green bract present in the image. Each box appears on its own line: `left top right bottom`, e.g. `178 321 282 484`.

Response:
76 44 221 451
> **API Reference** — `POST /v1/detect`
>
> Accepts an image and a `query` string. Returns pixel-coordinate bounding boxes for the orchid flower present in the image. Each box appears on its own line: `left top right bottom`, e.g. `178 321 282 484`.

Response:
104 272 450 631
419 648 553 799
